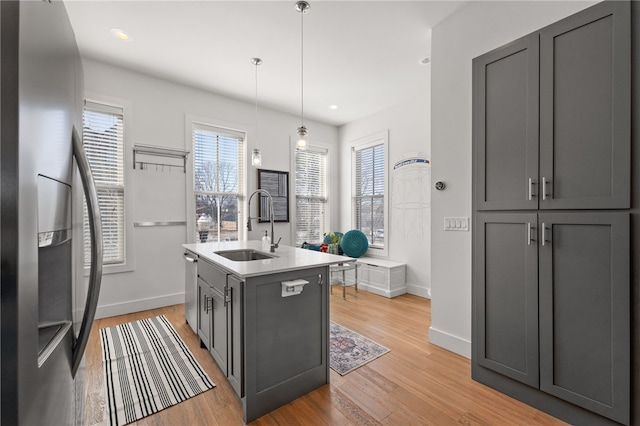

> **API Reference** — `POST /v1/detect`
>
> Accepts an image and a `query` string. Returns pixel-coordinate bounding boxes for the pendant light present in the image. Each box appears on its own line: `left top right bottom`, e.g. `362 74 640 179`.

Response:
295 1 310 150
251 57 263 167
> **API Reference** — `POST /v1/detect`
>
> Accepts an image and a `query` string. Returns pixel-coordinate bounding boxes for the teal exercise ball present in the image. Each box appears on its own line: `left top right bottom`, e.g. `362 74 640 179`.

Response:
340 230 368 258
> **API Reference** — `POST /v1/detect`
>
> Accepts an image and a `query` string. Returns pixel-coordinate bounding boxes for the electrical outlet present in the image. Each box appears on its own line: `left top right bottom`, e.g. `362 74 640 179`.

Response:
444 216 469 231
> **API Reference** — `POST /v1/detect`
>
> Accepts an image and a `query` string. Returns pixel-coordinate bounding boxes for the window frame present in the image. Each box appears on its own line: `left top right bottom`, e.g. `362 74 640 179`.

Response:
82 93 135 275
186 115 247 244
292 143 330 246
351 130 389 257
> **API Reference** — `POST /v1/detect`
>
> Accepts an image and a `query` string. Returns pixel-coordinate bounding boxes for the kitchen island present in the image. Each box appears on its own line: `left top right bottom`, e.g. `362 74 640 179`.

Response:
182 241 347 423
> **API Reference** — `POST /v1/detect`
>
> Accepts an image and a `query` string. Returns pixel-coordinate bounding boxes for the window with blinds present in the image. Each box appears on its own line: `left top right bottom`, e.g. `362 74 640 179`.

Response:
83 100 125 266
193 123 244 243
295 146 328 245
353 142 385 248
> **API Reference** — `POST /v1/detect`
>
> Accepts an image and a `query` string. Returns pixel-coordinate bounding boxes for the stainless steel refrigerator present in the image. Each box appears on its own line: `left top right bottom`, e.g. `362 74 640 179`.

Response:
1 1 103 424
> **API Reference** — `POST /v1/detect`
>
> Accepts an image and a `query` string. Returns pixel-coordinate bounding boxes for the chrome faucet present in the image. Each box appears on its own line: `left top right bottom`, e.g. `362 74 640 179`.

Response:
247 189 281 252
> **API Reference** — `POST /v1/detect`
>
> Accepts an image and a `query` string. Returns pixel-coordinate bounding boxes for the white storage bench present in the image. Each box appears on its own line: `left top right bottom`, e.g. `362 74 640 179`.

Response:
342 256 406 298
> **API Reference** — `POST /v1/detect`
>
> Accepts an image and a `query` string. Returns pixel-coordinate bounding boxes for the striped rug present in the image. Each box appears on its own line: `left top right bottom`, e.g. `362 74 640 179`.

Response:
100 315 215 426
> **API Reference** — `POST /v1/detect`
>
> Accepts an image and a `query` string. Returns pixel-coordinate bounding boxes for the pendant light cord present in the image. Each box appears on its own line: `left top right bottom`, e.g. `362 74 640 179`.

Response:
255 61 258 146
300 6 304 127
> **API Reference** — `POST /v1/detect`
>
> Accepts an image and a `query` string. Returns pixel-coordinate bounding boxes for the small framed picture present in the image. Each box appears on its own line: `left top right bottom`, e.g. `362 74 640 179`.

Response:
257 169 289 222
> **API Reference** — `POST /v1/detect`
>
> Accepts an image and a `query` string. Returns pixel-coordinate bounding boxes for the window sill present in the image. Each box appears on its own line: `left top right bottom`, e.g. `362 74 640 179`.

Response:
84 261 135 276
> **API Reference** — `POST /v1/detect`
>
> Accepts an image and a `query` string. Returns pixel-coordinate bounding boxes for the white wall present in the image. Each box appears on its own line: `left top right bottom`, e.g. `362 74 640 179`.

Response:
429 1 597 357
339 92 431 297
82 59 339 318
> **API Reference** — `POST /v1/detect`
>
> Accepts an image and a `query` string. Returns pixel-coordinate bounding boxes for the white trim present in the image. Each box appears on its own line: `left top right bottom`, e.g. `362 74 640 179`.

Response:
429 326 471 359
83 92 135 275
93 292 185 319
350 129 389 257
357 283 407 298
406 284 431 299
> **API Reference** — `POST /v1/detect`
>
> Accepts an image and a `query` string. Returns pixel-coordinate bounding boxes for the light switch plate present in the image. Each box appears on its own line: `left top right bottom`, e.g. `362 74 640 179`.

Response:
444 216 469 231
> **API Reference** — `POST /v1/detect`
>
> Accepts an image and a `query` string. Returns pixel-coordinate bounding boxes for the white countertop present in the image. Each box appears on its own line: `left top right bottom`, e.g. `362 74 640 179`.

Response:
183 240 351 278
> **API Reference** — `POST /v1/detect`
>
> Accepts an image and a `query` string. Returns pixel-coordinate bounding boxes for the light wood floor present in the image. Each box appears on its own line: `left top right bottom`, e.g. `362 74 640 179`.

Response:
84 289 566 425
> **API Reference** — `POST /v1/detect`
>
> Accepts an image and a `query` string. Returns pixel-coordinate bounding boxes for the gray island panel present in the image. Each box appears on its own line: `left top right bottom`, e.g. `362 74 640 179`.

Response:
183 241 340 423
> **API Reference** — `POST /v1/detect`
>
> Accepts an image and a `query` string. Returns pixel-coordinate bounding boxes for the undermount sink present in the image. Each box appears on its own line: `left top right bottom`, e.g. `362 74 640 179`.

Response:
214 249 276 262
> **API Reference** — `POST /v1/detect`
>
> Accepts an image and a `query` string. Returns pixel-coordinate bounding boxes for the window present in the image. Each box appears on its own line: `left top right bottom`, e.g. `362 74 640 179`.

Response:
352 131 388 253
192 123 245 243
295 146 328 245
82 100 125 266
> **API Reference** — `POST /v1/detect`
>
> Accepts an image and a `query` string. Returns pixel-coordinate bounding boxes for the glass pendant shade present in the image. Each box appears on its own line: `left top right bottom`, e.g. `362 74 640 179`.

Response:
296 126 308 150
251 148 262 166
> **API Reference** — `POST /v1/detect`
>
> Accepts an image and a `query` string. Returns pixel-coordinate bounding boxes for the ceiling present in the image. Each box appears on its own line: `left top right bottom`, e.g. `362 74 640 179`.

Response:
65 1 466 127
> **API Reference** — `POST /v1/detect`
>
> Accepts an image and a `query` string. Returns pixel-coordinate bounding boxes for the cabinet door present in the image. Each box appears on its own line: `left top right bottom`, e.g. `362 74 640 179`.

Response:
539 1 630 210
210 287 228 375
227 275 243 397
197 278 212 350
474 33 539 210
539 213 629 424
474 213 538 387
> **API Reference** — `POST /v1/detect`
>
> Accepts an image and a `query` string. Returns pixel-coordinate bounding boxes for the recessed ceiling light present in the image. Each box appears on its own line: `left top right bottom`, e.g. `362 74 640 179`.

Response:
329 105 338 110
110 28 131 41
419 57 431 65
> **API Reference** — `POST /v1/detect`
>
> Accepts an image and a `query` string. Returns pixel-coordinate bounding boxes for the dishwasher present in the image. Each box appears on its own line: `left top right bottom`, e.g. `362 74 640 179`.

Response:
184 250 198 334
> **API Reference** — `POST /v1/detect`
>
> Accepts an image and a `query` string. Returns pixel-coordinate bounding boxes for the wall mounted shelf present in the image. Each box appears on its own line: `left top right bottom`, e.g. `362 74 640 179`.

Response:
133 144 190 172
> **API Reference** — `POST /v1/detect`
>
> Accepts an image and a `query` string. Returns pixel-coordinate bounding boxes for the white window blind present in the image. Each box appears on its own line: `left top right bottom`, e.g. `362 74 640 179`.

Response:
82 100 125 266
295 146 328 245
193 123 245 243
354 142 385 247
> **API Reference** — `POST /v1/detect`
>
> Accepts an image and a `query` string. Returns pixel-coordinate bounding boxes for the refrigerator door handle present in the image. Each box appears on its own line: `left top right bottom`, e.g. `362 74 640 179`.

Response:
71 125 103 376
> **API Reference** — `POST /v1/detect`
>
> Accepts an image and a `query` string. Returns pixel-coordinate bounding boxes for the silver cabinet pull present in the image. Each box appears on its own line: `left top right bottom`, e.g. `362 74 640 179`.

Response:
542 223 546 246
542 177 549 201
528 178 535 200
318 273 323 285
204 294 213 313
527 223 535 245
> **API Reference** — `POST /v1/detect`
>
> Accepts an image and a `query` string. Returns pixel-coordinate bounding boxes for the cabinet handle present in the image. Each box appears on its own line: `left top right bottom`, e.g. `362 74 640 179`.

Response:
528 178 535 200
542 177 549 201
542 223 546 246
318 273 323 286
527 222 535 245
204 294 213 313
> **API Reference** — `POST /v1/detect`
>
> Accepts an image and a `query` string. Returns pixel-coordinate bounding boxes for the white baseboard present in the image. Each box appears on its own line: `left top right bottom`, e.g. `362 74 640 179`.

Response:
357 283 406 298
94 292 185 319
407 284 430 299
429 326 471 359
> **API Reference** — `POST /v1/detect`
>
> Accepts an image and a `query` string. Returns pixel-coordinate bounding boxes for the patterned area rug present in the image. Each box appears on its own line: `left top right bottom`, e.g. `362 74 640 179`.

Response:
100 315 215 426
330 322 390 375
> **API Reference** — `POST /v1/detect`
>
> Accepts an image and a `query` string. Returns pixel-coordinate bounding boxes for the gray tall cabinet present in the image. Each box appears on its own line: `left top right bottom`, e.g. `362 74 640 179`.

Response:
472 1 637 425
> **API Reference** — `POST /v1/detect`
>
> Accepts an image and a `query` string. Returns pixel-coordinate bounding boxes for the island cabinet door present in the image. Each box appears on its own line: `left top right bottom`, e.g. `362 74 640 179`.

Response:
197 278 212 350
227 275 243 398
210 287 228 375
